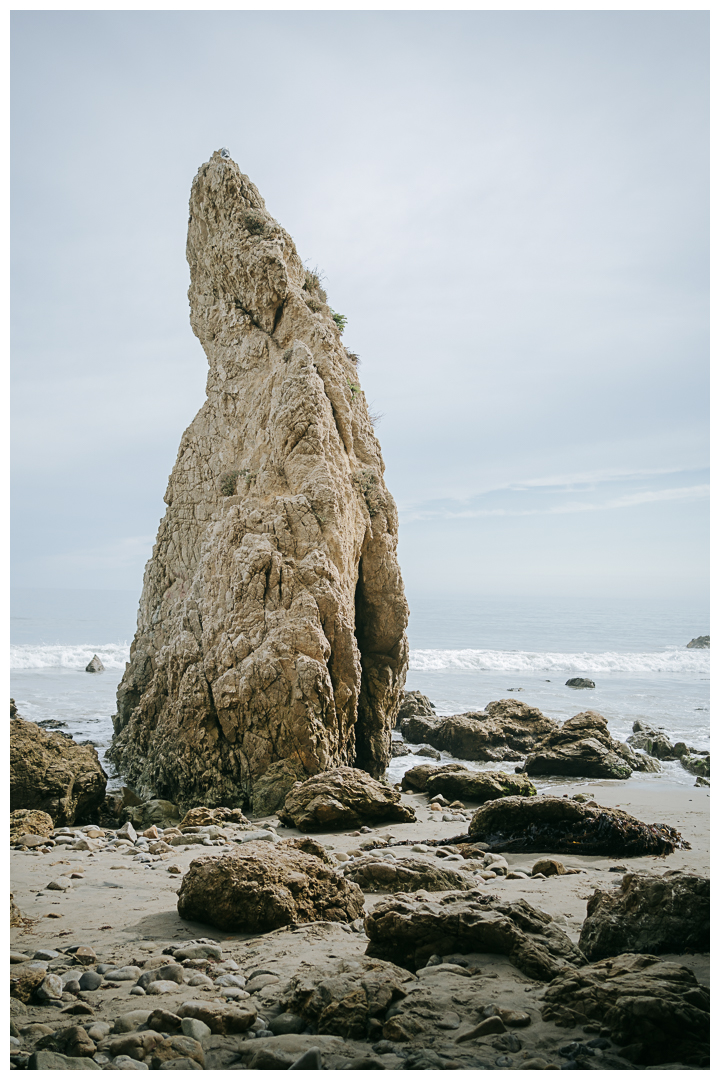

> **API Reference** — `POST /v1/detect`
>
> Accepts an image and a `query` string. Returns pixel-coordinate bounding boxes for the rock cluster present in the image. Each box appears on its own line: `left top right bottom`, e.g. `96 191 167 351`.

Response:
467 794 688 856
176 841 364 931
398 698 559 762
578 870 710 960
110 150 409 815
277 767 416 831
628 721 710 777
402 761 537 801
10 708 107 826
523 711 658 780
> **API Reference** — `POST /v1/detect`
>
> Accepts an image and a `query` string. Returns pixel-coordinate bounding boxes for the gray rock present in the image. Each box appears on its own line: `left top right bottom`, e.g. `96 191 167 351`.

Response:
290 1047 323 1069
565 678 595 688
137 964 184 991
158 1060 202 1071
78 970 103 992
180 1017 212 1041
268 1013 306 1036
686 636 709 649
85 655 105 673
36 974 64 1001
104 966 142 982
110 1056 149 1070
31 1051 101 1069
116 821 138 843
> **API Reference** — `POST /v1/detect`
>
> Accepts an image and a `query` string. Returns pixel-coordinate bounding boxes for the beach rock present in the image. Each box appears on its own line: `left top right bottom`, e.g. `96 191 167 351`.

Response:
10 808 55 842
281 956 413 1040
627 722 676 760
251 759 309 817
109 150 409 812
122 800 181 829
467 795 687 856
396 691 437 726
565 677 595 688
398 699 559 762
542 953 710 1067
678 751 710 778
10 963 47 1003
277 766 415 830
365 890 585 980
11 893 27 927
694 776 710 787
178 806 249 829
686 635 709 649
523 711 643 779
30 1051 101 1070
402 763 536 802
176 841 364 931
35 1024 97 1057
176 1000 257 1035
343 854 477 893
390 741 410 757
578 871 710 960
85 654 105 673
10 714 107 825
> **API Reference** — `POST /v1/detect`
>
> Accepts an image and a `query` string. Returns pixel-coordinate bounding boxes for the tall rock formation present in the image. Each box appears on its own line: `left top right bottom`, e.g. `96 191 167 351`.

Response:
109 151 409 813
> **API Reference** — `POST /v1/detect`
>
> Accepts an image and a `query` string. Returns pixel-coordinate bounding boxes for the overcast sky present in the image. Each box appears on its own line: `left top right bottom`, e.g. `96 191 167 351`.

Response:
11 9 709 601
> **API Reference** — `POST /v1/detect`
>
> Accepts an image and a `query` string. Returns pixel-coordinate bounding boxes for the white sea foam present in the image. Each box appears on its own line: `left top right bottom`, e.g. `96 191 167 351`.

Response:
10 643 131 671
408 647 709 675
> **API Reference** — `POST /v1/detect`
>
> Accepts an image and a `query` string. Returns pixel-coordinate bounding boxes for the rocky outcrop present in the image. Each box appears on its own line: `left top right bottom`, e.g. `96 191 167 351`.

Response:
542 953 710 1068
578 871 710 961
365 891 585 980
10 714 107 826
396 691 436 727
343 854 477 893
523 711 656 780
467 795 687 856
627 722 710 777
398 699 559 762
176 841 364 931
10 809 54 843
402 762 537 802
686 635 709 649
277 766 415 831
110 150 409 814
85 655 104 673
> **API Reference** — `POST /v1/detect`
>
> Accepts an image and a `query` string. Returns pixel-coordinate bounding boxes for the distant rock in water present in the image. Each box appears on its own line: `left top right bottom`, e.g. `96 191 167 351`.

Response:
85 654 104 673
110 151 409 814
686 635 709 649
565 677 595 688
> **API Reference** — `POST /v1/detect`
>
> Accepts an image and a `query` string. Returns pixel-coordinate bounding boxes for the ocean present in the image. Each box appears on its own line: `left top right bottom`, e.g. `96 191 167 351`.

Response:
10 588 710 792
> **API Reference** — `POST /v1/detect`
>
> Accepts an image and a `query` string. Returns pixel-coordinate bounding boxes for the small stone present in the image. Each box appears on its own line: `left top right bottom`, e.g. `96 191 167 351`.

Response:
86 654 105 673
130 987 147 996
105 967 143 981
187 974 214 988
532 859 566 877
112 1010 153 1033
289 1048 323 1070
146 980 182 995
36 973 64 1001
78 971 104 991
167 865 182 875
34 949 60 960
456 1016 507 1041
147 1010 183 1033
117 822 138 843
63 979 82 993
111 1056 149 1070
180 1017 211 1040
143 826 160 839
47 879 72 891
268 1012 306 1035
73 946 98 965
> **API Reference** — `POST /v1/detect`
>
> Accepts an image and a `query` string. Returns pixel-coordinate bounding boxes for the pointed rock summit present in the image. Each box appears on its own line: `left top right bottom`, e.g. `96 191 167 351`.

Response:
110 151 409 813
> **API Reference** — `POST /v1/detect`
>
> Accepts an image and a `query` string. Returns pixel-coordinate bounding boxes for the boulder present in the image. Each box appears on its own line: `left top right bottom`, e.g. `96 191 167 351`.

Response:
251 759 308 817
10 963 46 1003
10 713 107 826
10 808 54 842
109 150 409 811
565 677 595 688
176 841 364 931
398 699 559 762
578 871 710 961
175 1000 256 1035
281 956 414 1040
343 854 477 893
686 635 709 649
365 890 585 980
542 953 709 1068
523 711 648 779
403 763 536 802
467 795 687 856
396 691 437 726
277 767 415 831
122 799 181 829
178 806 249 829
678 750 710 778
85 655 105 673
626 721 676 760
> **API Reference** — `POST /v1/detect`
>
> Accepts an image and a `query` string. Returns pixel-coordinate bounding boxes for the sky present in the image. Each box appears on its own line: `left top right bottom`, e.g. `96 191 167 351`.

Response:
11 9 709 601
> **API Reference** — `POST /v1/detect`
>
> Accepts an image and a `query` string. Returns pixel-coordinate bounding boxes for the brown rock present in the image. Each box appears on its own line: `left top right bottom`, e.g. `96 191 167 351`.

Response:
364 890 585 980
523 711 649 780
343 854 477 893
10 809 55 842
542 953 710 1067
402 763 536 802
578 871 710 961
178 806 249 829
399 699 559 762
277 766 415 831
109 150 409 812
456 1015 506 1042
10 964 46 1003
10 893 27 927
10 714 106 826
468 795 687 856
176 1000 256 1035
531 859 566 877
396 691 437 726
176 840 364 931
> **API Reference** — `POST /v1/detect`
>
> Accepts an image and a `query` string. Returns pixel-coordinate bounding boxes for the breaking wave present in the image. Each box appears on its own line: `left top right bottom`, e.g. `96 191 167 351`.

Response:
408 647 709 675
10 643 131 671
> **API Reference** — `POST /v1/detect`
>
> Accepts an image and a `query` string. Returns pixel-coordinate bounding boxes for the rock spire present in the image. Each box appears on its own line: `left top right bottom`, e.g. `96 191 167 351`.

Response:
109 151 409 813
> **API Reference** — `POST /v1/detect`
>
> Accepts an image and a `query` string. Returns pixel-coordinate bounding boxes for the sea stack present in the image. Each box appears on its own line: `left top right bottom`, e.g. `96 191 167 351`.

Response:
109 151 409 813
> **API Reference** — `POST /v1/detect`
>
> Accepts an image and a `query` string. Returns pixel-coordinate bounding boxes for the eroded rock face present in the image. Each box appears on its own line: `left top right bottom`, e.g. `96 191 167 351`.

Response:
365 891 585 980
399 700 559 762
277 766 416 831
10 809 54 842
578 871 710 961
402 763 536 802
523 711 651 780
175 841 364 931
396 691 436 726
467 795 687 856
542 953 710 1068
110 151 409 813
10 715 107 826
343 854 477 893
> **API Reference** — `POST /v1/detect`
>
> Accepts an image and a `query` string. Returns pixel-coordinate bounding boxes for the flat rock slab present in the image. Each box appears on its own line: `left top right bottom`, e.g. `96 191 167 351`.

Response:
364 889 585 980
467 794 687 856
578 870 710 961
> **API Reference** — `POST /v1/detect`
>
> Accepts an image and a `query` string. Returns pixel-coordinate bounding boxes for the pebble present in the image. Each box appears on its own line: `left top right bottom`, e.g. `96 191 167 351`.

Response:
219 987 250 999
268 1012 305 1035
112 1011 153 1033
73 946 98 965
117 822 138 843
146 980 182 994
215 974 246 987
36 973 64 1001
187 974 214 988
34 949 60 960
104 966 142 981
130 987 147 996
79 970 104 991
11 952 31 963
216 959 240 971
46 879 72 891
143 826 160 839
111 1056 149 1070
180 1017 211 1040
411 844 431 853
